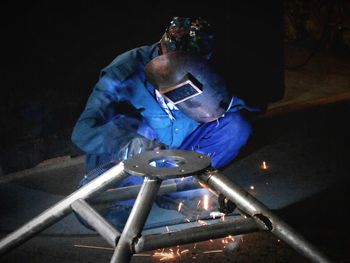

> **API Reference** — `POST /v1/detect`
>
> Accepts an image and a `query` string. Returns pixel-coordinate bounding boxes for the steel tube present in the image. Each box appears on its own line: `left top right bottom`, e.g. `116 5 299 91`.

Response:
110 177 161 263
0 162 127 255
134 217 261 253
71 199 120 247
91 178 200 204
198 170 332 263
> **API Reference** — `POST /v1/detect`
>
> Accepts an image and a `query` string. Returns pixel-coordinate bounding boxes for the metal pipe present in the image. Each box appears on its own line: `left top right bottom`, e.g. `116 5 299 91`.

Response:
134 217 261 253
110 177 161 263
198 170 332 263
0 162 127 255
71 199 120 247
91 178 200 204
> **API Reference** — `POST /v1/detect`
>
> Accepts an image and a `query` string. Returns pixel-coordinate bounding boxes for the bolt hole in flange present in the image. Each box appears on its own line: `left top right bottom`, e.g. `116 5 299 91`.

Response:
124 150 211 179
149 156 186 168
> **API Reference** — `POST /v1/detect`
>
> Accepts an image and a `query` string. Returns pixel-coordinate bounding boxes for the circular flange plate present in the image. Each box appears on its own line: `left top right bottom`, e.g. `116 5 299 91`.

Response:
123 150 211 179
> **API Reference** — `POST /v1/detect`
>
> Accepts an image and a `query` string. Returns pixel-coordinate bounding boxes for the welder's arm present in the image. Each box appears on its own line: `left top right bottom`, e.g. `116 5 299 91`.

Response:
71 73 159 159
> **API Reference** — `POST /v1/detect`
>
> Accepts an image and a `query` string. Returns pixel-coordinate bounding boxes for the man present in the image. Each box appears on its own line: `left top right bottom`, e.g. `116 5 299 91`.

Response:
71 17 256 230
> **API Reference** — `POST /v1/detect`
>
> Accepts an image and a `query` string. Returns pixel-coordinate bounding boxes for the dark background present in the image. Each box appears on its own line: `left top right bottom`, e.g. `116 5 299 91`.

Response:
1 2 350 262
0 1 284 174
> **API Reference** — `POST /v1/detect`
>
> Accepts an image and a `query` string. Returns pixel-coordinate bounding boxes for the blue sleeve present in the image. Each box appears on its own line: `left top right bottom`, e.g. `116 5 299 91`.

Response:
71 73 141 155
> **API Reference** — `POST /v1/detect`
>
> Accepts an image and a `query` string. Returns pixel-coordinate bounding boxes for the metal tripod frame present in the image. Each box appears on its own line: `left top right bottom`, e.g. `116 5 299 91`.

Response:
0 150 332 263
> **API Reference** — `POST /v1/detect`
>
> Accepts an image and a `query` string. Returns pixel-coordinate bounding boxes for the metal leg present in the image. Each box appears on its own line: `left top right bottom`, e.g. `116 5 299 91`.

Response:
134 217 262 253
198 170 332 263
71 199 120 247
0 162 127 255
110 177 162 263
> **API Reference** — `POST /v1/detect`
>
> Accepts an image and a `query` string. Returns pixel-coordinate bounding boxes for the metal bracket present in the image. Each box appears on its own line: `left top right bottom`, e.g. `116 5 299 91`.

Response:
124 149 211 179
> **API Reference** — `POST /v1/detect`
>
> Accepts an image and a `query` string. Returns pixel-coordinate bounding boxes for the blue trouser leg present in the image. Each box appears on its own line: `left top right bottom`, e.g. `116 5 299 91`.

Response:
179 110 252 169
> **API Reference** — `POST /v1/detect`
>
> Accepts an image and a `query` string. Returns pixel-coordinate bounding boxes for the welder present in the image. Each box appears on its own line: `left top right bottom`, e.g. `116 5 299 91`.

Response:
71 17 259 230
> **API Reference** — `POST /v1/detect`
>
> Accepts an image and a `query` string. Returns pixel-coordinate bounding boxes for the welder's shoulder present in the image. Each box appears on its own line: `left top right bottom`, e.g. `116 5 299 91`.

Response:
100 45 153 82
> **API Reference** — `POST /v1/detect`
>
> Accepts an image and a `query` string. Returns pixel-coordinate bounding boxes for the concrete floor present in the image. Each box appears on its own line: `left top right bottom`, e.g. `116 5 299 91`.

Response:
1 46 350 262
266 46 350 118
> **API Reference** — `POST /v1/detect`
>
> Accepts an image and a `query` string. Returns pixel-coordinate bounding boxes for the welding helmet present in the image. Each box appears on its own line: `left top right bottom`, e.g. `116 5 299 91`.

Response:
145 51 231 123
161 16 214 59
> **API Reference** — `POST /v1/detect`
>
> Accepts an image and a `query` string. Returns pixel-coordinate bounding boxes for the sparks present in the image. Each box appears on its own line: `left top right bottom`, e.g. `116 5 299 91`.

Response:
221 235 236 245
153 248 189 261
203 249 223 254
153 251 176 261
203 194 209 210
199 181 207 189
261 161 268 170
221 214 225 222
227 235 235 242
178 201 183 212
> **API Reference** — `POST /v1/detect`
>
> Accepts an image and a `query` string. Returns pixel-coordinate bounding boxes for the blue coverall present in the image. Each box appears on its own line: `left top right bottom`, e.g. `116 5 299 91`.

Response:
71 43 253 230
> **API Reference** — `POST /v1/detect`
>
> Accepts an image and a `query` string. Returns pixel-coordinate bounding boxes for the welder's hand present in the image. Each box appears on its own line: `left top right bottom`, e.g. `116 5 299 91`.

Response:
116 135 166 160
